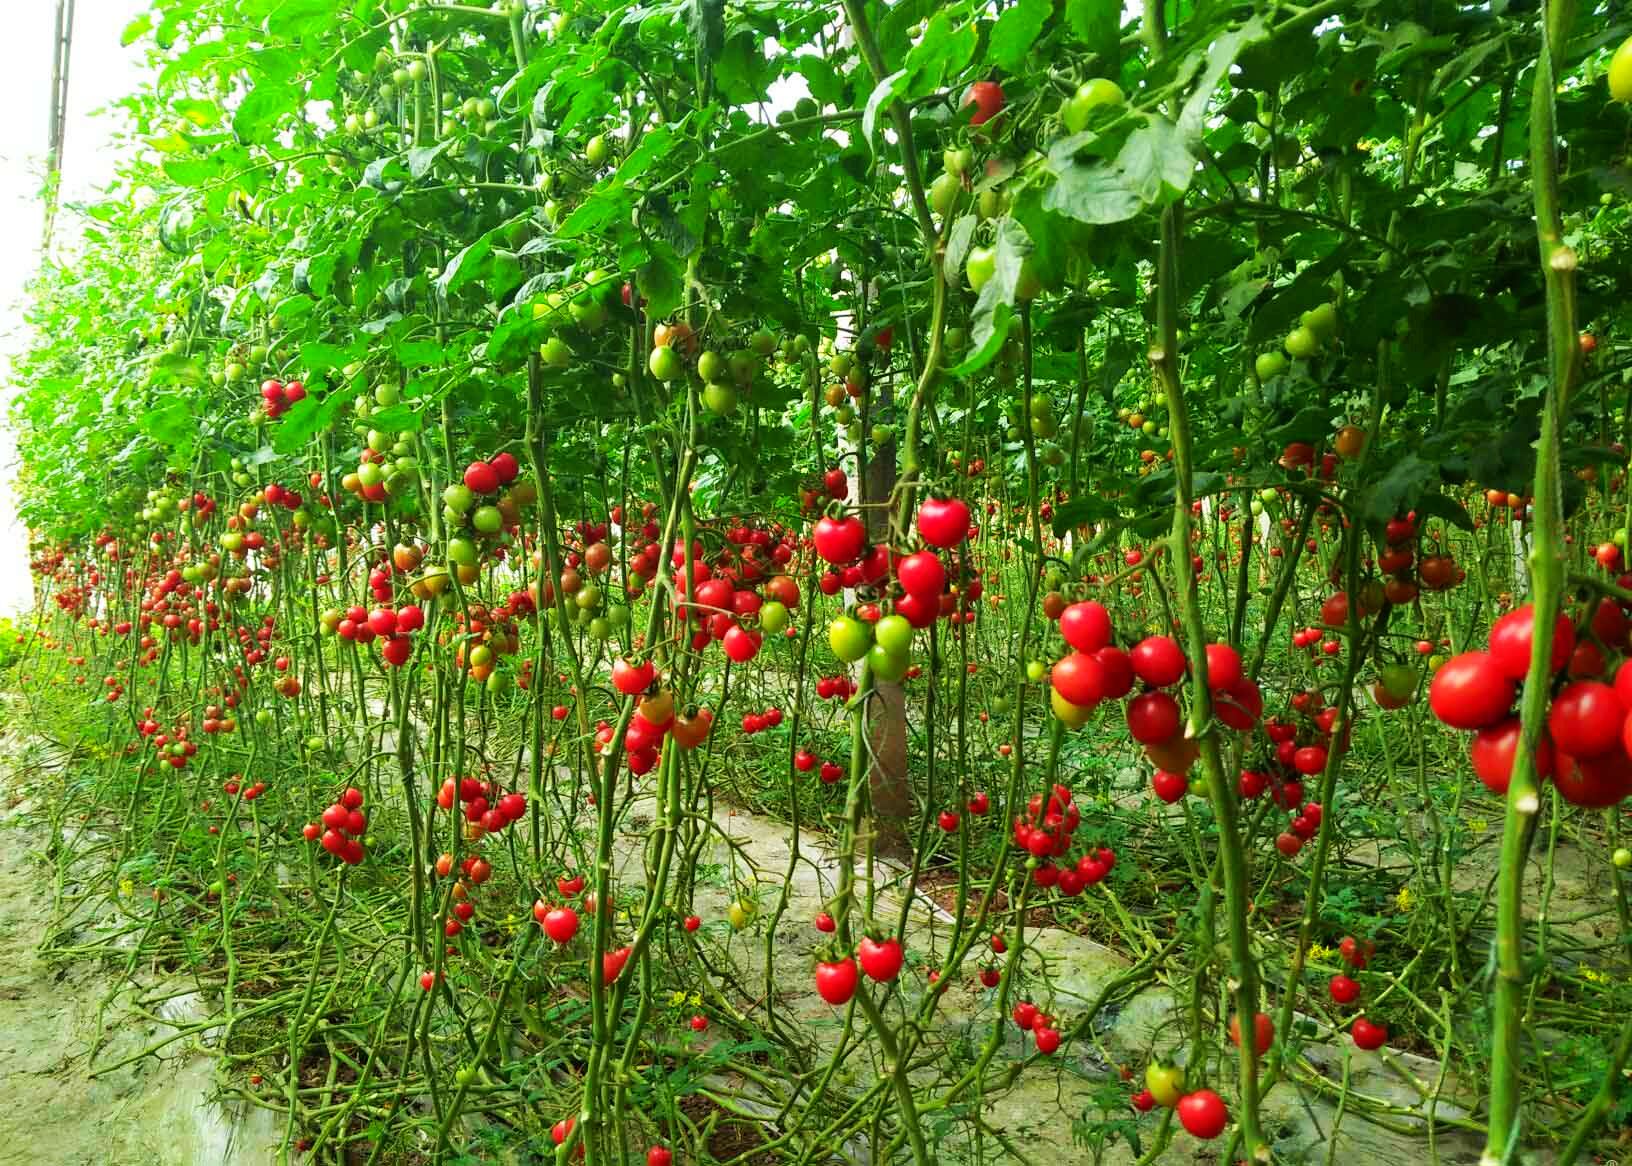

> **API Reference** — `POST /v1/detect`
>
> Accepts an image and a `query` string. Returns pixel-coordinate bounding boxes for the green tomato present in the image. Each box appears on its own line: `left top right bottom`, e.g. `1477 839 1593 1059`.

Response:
1062 77 1124 133
1301 302 1338 340
943 147 973 177
357 461 384 488
1283 326 1320 359
575 584 601 611
760 601 790 636
540 336 572 369
867 642 910 683
648 345 683 382
448 537 478 567
1614 847 1632 869
829 616 871 663
930 171 961 218
1379 663 1417 702
966 245 997 292
585 134 609 166
697 350 725 382
1610 35 1632 102
472 505 504 534
727 901 752 930
1145 1063 1185 1108
702 383 739 416
255 708 274 727
874 614 913 656
1255 350 1288 380
1025 659 1046 684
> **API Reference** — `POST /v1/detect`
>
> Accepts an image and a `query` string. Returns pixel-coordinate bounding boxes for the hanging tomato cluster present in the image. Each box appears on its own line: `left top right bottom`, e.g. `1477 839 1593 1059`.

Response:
1430 599 1632 807
434 775 526 836
1010 783 1118 896
256 378 306 421
812 934 904 1007
306 786 367 864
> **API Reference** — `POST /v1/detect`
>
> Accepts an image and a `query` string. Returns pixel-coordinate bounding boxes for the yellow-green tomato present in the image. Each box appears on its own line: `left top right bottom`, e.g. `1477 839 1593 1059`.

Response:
1610 35 1632 102
873 614 913 656
867 642 910 683
760 601 789 636
1062 77 1124 133
829 616 870 663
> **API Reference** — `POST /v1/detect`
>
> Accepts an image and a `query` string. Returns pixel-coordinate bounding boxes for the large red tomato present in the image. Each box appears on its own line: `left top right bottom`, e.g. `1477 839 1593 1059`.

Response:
1428 652 1514 730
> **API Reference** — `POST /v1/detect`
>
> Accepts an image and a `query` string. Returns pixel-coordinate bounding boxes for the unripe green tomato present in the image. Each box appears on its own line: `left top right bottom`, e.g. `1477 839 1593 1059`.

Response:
367 429 390 453
407 60 427 82
574 583 601 611
930 171 961 217
472 505 504 534
1614 847 1632 869
871 424 893 445
702 383 739 415
728 350 756 384
1283 326 1320 359
606 605 630 629
588 617 612 640
965 245 997 292
648 345 682 382
697 350 725 381
845 421 863 443
1255 350 1288 380
1025 659 1046 683
362 109 379 130
357 461 384 488
829 616 870 663
1062 77 1125 133
448 537 478 567
1301 302 1338 339
1259 487 1278 504
1610 35 1632 102
540 336 572 369
760 601 789 635
874 614 913 656
943 147 973 177
443 483 474 513
585 134 608 166
867 642 910 683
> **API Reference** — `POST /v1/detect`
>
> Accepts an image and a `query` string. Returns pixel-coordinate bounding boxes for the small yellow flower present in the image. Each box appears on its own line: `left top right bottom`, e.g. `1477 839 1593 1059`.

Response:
667 990 687 1007
1470 818 1489 834
1582 967 1610 985
1395 886 1416 913
1307 942 1333 963
688 990 702 1006
118 878 135 897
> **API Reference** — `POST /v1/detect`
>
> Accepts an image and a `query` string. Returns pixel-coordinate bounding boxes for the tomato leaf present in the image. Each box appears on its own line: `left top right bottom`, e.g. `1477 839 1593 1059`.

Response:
861 69 910 159
948 218 1031 378
1116 118 1194 205
990 0 1051 72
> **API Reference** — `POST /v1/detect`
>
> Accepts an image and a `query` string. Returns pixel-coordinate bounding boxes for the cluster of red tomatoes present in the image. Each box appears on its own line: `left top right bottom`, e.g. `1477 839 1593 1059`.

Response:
137 711 199 769
434 775 527 837
813 935 905 1006
221 773 267 801
304 786 367 864
739 705 784 734
1010 784 1119 896
813 673 859 701
793 748 845 784
1430 599 1632 807
330 603 427 667
257 378 307 420
1008 999 1066 1055
432 849 496 938
461 451 521 497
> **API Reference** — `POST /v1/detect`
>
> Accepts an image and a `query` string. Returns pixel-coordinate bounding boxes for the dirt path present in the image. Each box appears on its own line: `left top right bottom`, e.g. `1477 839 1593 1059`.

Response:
0 727 277 1166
